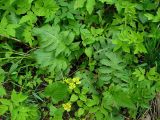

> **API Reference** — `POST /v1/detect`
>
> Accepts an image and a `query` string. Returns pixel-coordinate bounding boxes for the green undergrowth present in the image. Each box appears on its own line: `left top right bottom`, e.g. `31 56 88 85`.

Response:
0 0 160 120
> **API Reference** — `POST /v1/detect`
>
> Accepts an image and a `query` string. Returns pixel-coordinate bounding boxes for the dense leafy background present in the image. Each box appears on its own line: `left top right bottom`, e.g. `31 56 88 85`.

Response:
0 0 160 119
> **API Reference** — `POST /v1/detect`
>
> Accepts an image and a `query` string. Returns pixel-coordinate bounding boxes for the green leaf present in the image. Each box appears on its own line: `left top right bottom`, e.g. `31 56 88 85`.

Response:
0 17 19 37
148 67 156 76
33 24 78 75
49 105 63 120
133 67 145 81
11 90 28 105
14 0 33 15
77 108 85 117
113 91 135 108
9 62 19 74
86 95 100 107
77 100 83 107
0 68 5 82
81 87 89 94
32 25 60 52
32 0 59 20
0 105 8 115
11 105 39 120
0 99 12 106
81 28 95 45
86 99 97 107
70 94 78 102
95 111 104 120
85 47 93 58
0 85 6 96
79 94 87 102
103 86 135 109
74 0 86 9
19 11 37 24
86 0 95 14
144 13 154 20
34 49 68 72
99 0 115 4
89 106 99 113
44 82 69 103
22 26 34 46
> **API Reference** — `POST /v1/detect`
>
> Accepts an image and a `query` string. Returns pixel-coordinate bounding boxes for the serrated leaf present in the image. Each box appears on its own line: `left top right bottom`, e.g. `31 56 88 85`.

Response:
11 90 28 105
49 105 63 120
23 26 34 46
33 25 60 51
95 111 104 120
0 105 8 115
32 0 59 20
19 11 37 24
44 82 68 103
0 99 12 106
15 0 33 15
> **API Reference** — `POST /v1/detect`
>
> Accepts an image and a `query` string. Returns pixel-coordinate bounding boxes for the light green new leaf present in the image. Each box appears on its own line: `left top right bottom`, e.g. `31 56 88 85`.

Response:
0 17 19 37
74 0 86 9
99 0 115 4
144 13 154 20
11 90 28 105
32 0 59 20
0 99 12 106
19 11 37 24
86 95 99 107
0 85 6 96
70 94 78 102
77 108 85 117
15 0 33 15
79 94 87 102
85 47 93 58
0 105 8 115
133 67 145 81
23 26 34 46
86 0 95 14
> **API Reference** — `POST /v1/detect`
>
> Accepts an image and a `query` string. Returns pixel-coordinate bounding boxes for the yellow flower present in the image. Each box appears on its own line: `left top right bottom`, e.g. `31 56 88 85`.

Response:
62 102 71 112
72 77 81 84
69 83 76 90
64 78 70 84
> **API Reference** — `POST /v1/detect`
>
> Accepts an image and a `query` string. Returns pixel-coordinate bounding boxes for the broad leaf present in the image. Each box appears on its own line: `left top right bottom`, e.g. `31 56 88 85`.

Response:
44 82 69 103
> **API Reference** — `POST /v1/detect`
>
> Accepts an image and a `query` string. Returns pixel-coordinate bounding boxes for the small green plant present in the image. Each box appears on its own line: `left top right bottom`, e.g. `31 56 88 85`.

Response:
0 0 160 119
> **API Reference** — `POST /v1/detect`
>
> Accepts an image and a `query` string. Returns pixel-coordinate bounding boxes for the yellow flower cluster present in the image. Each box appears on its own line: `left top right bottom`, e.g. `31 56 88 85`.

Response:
64 77 81 90
62 102 71 112
69 83 76 89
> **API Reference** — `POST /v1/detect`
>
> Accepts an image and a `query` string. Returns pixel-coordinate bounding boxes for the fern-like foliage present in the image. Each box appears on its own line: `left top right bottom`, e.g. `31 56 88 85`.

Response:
97 51 130 87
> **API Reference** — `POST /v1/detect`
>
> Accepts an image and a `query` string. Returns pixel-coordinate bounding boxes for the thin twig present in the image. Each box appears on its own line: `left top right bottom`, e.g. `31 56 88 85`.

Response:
0 34 22 43
0 34 32 48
